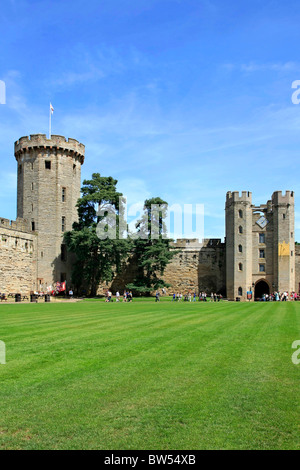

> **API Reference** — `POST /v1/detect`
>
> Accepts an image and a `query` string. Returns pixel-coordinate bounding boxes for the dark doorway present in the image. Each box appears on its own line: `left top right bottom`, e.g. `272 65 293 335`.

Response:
255 280 270 300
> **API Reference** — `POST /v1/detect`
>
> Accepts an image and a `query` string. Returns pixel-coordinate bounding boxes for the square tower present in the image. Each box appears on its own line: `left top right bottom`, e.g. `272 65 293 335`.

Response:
272 191 295 293
225 190 295 300
225 191 253 300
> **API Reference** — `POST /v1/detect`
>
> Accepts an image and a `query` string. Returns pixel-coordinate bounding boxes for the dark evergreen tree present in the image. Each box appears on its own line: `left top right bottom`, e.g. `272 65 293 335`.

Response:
64 173 131 296
126 197 179 295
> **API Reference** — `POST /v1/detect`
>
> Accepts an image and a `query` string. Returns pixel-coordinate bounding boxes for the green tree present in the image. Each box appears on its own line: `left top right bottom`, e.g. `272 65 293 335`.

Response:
126 197 179 295
64 173 131 296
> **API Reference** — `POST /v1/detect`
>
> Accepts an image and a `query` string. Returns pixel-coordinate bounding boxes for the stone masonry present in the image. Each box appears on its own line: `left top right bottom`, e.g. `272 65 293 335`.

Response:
9 134 84 292
0 217 36 293
225 190 295 300
0 132 298 299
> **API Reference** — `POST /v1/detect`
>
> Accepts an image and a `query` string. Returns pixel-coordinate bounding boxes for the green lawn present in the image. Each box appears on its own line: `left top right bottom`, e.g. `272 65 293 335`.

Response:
0 300 299 450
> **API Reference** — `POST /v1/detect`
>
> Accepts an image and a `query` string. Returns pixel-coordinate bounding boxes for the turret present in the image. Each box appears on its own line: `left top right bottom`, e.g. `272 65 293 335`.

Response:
14 134 85 290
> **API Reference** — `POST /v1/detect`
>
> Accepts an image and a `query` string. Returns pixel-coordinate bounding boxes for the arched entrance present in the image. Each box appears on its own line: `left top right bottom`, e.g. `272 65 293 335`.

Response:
255 280 270 300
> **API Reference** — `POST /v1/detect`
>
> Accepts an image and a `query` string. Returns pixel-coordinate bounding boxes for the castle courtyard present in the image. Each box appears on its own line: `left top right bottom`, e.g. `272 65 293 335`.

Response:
0 299 299 450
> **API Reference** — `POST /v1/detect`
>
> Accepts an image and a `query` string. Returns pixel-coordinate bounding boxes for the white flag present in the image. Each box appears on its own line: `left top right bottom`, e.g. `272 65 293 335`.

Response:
50 103 54 114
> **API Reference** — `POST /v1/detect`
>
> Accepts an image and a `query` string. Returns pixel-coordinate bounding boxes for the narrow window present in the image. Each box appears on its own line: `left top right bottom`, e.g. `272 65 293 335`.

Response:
238 210 243 218
259 264 265 272
45 161 51 170
31 182 34 190
62 187 66 202
259 233 265 244
238 244 243 253
238 287 243 296
61 244 67 262
259 249 265 258
62 217 66 232
291 251 294 257
31 221 35 231
238 263 243 271
239 226 243 234
283 213 286 219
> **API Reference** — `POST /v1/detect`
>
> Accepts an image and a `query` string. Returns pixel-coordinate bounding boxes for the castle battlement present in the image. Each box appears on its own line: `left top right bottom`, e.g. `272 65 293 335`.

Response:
15 134 85 163
0 217 31 233
171 238 224 250
202 238 224 247
226 191 252 206
172 238 202 248
271 190 295 205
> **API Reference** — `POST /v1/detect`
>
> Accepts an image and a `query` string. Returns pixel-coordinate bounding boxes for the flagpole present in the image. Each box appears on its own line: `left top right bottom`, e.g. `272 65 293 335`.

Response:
49 103 51 139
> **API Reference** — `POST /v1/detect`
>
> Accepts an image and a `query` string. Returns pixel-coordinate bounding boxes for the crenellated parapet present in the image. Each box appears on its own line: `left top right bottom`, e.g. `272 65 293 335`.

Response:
0 217 31 233
171 238 225 251
226 191 252 207
172 238 203 249
14 134 85 164
271 190 295 205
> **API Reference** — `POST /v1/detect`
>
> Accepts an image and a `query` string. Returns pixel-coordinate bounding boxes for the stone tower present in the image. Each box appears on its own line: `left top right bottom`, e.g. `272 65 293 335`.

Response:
225 191 253 300
225 190 295 300
14 134 85 290
272 191 295 293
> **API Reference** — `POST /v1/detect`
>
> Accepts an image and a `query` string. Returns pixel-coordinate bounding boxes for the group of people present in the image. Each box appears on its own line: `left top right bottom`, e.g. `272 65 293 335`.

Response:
261 291 298 301
167 291 223 302
105 290 133 302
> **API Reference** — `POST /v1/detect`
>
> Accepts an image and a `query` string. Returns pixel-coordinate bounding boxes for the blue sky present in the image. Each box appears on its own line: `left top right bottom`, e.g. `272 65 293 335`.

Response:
0 0 300 240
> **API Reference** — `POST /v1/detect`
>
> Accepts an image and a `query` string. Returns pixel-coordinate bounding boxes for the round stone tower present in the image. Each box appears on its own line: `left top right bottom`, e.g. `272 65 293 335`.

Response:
14 134 85 291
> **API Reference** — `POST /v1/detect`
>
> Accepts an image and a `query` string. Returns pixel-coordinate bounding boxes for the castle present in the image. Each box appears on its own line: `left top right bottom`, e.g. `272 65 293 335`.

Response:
0 134 299 300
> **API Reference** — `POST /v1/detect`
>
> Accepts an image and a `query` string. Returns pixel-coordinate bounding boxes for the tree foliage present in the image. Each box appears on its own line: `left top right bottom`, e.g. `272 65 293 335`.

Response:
126 197 179 294
64 173 131 296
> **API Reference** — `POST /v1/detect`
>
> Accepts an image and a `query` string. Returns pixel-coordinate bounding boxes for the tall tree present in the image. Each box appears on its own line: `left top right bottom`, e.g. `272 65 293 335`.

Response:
127 197 179 294
64 173 131 296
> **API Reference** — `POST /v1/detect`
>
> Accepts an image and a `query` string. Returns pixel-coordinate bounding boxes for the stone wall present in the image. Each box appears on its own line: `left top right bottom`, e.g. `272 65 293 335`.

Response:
163 239 226 295
0 218 36 294
95 239 226 297
97 254 140 295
